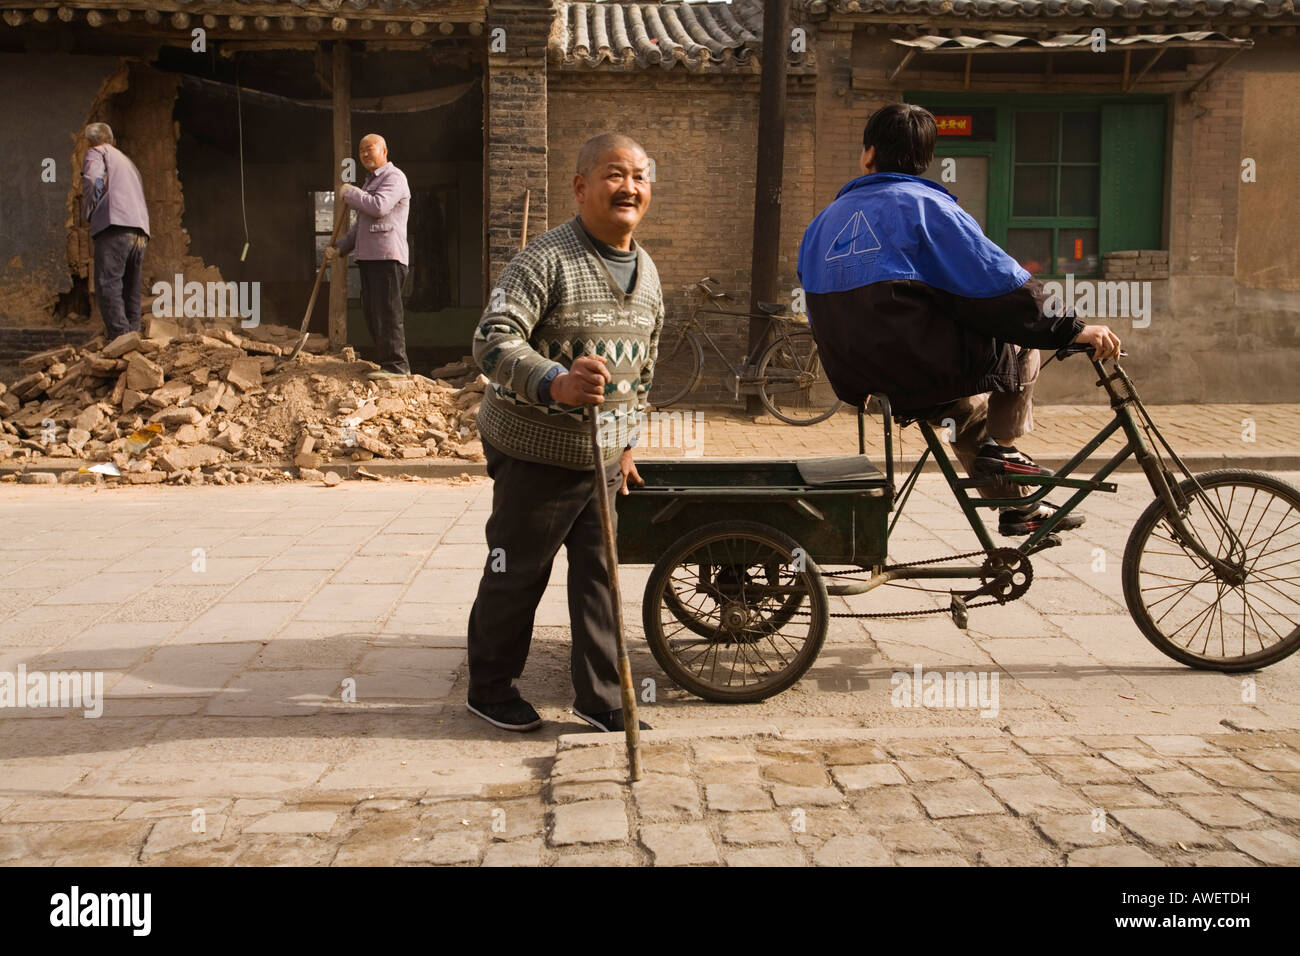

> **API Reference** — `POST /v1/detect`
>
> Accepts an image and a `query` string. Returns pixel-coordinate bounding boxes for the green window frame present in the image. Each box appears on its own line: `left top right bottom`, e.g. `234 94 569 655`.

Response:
906 92 1167 279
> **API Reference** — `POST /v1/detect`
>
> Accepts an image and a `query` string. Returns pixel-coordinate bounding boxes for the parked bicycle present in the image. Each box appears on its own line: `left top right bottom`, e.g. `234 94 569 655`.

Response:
649 277 843 425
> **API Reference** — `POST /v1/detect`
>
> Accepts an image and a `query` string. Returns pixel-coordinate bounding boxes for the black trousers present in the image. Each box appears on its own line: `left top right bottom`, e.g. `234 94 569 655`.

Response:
93 226 147 340
358 259 411 374
466 437 625 714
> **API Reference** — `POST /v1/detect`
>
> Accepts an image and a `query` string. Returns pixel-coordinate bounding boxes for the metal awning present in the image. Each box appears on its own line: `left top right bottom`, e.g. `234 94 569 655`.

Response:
888 31 1254 92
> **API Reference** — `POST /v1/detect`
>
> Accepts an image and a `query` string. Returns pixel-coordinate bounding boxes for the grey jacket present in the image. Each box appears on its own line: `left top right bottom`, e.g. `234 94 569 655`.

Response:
81 144 150 238
336 162 410 266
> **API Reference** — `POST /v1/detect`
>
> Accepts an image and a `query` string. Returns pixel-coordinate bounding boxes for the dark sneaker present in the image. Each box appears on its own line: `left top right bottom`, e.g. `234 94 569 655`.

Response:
572 707 651 732
973 440 1054 478
467 697 542 732
999 503 1086 537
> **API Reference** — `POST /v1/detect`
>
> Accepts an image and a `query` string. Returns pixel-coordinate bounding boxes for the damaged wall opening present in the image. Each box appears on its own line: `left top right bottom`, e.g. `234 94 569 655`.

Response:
168 44 483 370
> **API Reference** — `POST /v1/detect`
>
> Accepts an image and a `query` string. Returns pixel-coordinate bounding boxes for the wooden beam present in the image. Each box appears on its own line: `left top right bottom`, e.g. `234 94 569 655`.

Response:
963 52 972 89
886 49 915 83
1122 49 1131 90
1126 47 1165 92
329 41 351 351
32 7 49 23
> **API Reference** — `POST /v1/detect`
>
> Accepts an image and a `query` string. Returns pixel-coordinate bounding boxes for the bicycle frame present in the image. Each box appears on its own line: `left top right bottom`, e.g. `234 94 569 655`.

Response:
683 303 802 385
829 355 1248 598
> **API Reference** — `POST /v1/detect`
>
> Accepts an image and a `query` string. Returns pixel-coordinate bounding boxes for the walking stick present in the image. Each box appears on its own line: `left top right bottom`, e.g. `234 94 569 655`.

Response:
588 406 643 782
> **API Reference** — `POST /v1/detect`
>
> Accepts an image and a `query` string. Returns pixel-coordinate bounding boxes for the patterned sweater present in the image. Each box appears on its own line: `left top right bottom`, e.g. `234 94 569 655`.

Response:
473 216 663 470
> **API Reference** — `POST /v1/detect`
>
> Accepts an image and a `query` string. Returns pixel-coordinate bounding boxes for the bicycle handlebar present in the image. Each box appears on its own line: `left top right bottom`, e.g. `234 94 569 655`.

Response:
1053 342 1128 363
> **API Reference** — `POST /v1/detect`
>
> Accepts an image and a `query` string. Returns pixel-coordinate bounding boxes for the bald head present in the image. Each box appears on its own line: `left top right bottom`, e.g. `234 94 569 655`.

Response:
359 133 388 173
576 133 645 178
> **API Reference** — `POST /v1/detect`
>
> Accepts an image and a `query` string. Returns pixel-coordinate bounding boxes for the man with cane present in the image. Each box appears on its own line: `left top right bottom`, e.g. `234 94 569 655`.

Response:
466 133 661 740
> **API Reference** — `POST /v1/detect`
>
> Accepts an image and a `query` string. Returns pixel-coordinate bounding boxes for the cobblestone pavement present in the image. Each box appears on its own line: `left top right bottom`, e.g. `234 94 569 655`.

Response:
637 403 1300 465
2 473 1299 865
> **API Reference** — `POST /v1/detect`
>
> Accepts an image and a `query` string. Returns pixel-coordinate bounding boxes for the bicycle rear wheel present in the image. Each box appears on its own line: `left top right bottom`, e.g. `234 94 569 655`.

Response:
756 329 843 425
1122 469 1300 670
648 326 703 410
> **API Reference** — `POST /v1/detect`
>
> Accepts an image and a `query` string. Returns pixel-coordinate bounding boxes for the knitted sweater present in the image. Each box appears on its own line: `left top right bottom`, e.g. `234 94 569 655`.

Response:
473 216 663 470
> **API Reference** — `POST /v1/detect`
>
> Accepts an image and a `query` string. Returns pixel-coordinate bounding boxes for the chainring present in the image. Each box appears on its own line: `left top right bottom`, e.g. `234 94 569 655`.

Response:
974 547 1034 603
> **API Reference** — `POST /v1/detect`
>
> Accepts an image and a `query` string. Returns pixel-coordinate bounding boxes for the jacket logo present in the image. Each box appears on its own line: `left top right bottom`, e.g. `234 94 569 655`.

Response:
825 210 881 261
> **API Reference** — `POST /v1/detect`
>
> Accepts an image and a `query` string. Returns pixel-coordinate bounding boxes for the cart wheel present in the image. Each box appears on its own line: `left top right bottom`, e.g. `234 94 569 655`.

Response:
1122 469 1300 670
642 520 828 702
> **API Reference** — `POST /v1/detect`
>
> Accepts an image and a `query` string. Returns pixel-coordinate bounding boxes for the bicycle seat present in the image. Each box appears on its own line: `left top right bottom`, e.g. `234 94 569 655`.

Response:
757 302 788 316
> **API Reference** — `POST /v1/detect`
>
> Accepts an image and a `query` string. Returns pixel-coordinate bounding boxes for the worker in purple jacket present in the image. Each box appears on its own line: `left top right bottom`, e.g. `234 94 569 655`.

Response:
81 123 150 342
325 134 412 381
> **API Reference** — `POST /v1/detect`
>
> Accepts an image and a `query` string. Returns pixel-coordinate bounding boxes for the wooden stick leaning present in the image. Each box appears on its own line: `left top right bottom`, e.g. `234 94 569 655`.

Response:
587 407 643 782
284 200 350 364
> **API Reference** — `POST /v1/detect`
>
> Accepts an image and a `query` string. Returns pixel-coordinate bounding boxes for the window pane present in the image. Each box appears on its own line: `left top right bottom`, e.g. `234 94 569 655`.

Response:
1054 229 1098 275
918 155 990 232
1060 112 1100 163
1013 165 1056 217
1014 112 1057 163
1059 165 1099 217
313 191 335 233
1006 228 1052 276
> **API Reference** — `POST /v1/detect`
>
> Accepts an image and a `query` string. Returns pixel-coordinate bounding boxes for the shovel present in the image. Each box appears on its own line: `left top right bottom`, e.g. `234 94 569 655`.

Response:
283 199 350 364
588 406 643 782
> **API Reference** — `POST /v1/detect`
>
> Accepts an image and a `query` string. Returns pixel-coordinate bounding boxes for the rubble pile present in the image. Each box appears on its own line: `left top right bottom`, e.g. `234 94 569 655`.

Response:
0 316 485 486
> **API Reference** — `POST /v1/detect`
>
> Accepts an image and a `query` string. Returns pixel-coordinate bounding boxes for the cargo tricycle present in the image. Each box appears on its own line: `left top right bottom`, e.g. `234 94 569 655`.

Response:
616 345 1300 702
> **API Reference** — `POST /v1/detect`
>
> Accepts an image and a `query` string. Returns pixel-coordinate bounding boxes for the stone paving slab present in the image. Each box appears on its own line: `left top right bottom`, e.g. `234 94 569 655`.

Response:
2 473 1300 865
0 726 1296 866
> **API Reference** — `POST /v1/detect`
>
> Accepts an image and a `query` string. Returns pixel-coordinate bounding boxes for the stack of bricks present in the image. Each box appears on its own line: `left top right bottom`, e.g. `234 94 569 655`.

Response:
1103 250 1170 281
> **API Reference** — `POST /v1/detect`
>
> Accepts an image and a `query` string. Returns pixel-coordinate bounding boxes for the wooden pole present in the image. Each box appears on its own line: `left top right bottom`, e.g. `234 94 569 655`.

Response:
520 189 530 250
747 0 790 412
588 410 642 782
329 40 351 350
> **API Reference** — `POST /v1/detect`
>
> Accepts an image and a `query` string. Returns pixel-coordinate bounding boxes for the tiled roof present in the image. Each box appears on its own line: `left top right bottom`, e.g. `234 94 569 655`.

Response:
549 0 777 71
804 0 1299 18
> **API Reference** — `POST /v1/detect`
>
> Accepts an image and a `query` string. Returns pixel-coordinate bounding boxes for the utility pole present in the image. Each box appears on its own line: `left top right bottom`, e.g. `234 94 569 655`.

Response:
747 0 789 411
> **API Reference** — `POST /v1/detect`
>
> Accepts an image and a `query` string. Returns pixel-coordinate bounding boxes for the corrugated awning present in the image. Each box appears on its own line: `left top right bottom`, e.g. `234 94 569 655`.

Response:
888 30 1254 90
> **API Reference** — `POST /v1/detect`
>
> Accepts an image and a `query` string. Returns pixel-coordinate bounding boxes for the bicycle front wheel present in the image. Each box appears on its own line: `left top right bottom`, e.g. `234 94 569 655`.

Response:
756 329 843 425
1122 469 1300 670
648 326 703 410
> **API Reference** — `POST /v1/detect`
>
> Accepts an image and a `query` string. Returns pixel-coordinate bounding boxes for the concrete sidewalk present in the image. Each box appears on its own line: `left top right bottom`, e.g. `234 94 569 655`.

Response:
2 475 1299 865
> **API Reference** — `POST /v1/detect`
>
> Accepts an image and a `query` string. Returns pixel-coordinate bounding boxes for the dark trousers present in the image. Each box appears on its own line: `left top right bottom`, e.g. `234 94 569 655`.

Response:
93 226 147 340
924 346 1042 500
466 437 626 714
358 259 410 374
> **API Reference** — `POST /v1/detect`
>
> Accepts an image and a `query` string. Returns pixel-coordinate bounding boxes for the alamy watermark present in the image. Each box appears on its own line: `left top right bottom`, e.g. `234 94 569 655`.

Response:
151 273 261 328
595 409 705 458
0 665 103 718
1042 274 1151 329
890 664 1000 718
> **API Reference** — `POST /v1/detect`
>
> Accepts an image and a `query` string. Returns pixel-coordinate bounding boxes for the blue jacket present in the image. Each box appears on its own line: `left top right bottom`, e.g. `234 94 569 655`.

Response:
797 173 1081 411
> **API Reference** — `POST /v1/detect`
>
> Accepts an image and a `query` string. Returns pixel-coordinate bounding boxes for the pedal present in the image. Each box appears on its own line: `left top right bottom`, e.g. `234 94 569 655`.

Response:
1025 533 1062 555
949 594 969 629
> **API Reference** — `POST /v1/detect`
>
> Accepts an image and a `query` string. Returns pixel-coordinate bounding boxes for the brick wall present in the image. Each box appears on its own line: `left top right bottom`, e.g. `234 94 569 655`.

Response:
547 74 817 404
485 1 552 292
1168 72 1243 278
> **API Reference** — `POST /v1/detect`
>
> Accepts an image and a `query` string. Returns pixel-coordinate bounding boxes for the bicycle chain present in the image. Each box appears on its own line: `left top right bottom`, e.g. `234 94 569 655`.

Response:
795 548 1024 620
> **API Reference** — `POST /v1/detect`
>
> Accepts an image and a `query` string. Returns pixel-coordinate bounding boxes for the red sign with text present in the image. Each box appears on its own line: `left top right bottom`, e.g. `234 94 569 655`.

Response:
935 115 973 136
